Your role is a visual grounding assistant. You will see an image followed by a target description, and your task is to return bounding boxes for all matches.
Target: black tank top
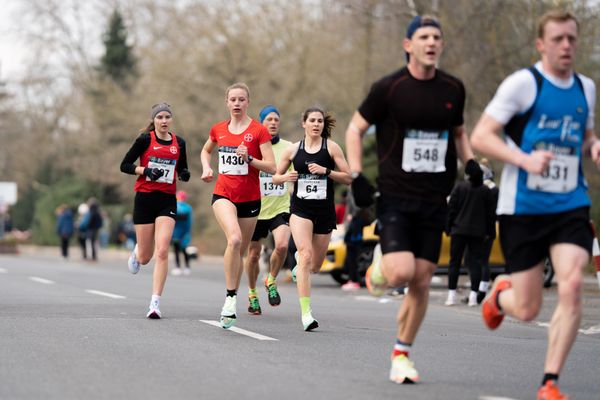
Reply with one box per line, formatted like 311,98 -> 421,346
291,138 -> 335,210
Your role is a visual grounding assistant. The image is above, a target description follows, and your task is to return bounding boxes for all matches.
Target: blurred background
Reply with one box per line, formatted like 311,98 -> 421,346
0,0 -> 599,255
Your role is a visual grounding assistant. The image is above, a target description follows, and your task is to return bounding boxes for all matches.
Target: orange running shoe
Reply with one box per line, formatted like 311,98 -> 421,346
482,274 -> 512,330
537,380 -> 569,400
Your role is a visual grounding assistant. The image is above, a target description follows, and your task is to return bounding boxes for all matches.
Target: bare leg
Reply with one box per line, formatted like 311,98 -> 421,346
151,216 -> 175,295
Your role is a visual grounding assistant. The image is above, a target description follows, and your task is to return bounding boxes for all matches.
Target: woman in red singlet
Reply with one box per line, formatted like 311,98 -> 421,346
200,83 -> 276,329
120,102 -> 190,319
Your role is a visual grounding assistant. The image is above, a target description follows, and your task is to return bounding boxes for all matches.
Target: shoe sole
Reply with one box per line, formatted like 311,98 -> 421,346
390,376 -> 418,384
248,309 -> 262,315
147,311 -> 161,319
220,316 -> 236,329
304,320 -> 319,331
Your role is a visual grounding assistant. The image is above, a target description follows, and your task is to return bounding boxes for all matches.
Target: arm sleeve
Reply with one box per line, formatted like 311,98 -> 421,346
453,80 -> 466,127
357,79 -> 388,124
120,133 -> 151,175
483,69 -> 537,125
176,136 -> 189,173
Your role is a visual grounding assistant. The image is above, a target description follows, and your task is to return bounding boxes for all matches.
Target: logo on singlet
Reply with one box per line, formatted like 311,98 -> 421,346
170,146 -> 178,154
244,133 -> 254,142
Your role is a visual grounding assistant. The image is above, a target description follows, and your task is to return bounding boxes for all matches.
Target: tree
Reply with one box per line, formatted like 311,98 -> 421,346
98,9 -> 137,87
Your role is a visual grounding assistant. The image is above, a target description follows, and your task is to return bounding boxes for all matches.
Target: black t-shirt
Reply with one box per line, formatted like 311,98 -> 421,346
358,67 -> 465,203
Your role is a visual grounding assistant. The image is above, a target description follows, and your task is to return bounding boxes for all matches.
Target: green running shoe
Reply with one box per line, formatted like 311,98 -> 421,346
247,295 -> 262,315
265,278 -> 281,306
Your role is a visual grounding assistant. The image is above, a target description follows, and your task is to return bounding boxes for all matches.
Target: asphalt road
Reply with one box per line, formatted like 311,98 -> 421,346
1,247 -> 599,400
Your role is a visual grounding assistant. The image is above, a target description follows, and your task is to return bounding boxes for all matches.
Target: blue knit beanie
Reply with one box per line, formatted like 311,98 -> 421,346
259,105 -> 280,123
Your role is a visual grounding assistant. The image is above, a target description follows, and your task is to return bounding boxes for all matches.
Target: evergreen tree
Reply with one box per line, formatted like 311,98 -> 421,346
98,9 -> 137,86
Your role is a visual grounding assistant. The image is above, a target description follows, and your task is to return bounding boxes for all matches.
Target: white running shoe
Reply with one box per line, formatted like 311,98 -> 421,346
146,300 -> 161,319
220,295 -> 237,329
183,268 -> 191,276
171,268 -> 182,276
302,312 -> 319,331
390,354 -> 420,384
445,291 -> 457,306
365,244 -> 386,297
468,291 -> 478,307
128,245 -> 141,274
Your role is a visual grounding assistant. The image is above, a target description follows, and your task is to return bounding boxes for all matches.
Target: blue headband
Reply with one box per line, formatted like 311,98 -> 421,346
406,15 -> 442,39
259,105 -> 280,123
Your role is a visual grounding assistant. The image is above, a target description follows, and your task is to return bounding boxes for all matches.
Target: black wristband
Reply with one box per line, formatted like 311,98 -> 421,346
325,168 -> 331,176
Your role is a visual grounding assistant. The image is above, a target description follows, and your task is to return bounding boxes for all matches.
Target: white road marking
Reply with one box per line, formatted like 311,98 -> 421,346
536,320 -> 600,335
479,396 -> 521,400
0,267 -> 7,273
85,289 -> 126,299
579,324 -> 600,335
199,320 -> 278,341
29,276 -> 54,285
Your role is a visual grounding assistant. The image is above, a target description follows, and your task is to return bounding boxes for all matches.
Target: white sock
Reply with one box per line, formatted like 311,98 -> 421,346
479,281 -> 489,292
447,290 -> 457,299
469,291 -> 478,303
151,294 -> 160,306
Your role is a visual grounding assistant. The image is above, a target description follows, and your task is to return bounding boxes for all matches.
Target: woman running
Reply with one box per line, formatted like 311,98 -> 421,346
200,83 -> 276,329
120,102 -> 190,319
273,106 -> 351,330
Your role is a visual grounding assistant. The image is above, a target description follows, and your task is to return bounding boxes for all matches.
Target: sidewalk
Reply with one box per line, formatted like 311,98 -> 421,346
14,244 -> 224,264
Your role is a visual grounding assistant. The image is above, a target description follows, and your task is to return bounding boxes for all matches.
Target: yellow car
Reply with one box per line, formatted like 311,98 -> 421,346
321,222 -> 510,285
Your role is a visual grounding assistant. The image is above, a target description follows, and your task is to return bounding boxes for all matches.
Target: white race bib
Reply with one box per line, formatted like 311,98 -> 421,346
218,146 -> 248,175
147,157 -> 176,184
526,144 -> 579,193
402,129 -> 448,173
260,173 -> 286,197
296,174 -> 327,200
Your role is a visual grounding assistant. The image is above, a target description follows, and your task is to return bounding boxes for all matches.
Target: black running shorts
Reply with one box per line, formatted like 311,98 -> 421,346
376,195 -> 446,263
251,212 -> 290,242
212,194 -> 261,218
499,206 -> 593,273
133,191 -> 177,225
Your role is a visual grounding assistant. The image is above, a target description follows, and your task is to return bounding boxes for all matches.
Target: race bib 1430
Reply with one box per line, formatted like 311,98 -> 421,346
218,146 -> 248,175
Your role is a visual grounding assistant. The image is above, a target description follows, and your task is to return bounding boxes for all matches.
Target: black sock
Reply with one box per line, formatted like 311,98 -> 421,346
542,373 -> 559,385
226,289 -> 237,298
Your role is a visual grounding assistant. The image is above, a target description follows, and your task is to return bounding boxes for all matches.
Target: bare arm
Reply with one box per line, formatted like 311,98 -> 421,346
345,111 -> 370,173
583,129 -> 600,170
324,141 -> 352,184
272,145 -> 298,185
200,139 -> 217,183
470,113 -> 553,174
253,141 -> 276,175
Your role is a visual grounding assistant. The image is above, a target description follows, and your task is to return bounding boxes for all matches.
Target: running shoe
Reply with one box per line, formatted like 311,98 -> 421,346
146,300 -> 161,319
302,313 -> 319,331
265,278 -> 281,306
468,291 -> 478,307
444,291 -> 457,306
248,295 -> 262,315
482,274 -> 512,330
171,268 -> 182,276
537,380 -> 569,400
128,245 -> 140,274
389,354 -> 420,384
183,267 -> 191,276
365,244 -> 386,297
341,281 -> 360,291
220,295 -> 237,329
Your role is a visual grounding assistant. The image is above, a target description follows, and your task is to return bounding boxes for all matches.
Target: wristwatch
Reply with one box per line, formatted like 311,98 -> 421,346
247,155 -> 254,163
351,172 -> 360,180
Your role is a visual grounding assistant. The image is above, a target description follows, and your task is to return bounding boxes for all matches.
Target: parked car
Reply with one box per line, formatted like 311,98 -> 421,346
320,222 -> 555,288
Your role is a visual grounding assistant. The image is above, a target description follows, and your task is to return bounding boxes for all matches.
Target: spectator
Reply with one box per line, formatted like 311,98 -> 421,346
445,163 -> 496,306
76,202 -> 89,259
85,198 -> 103,261
335,190 -> 348,225
117,213 -> 136,250
55,204 -> 74,259
341,208 -> 371,291
171,190 -> 194,276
